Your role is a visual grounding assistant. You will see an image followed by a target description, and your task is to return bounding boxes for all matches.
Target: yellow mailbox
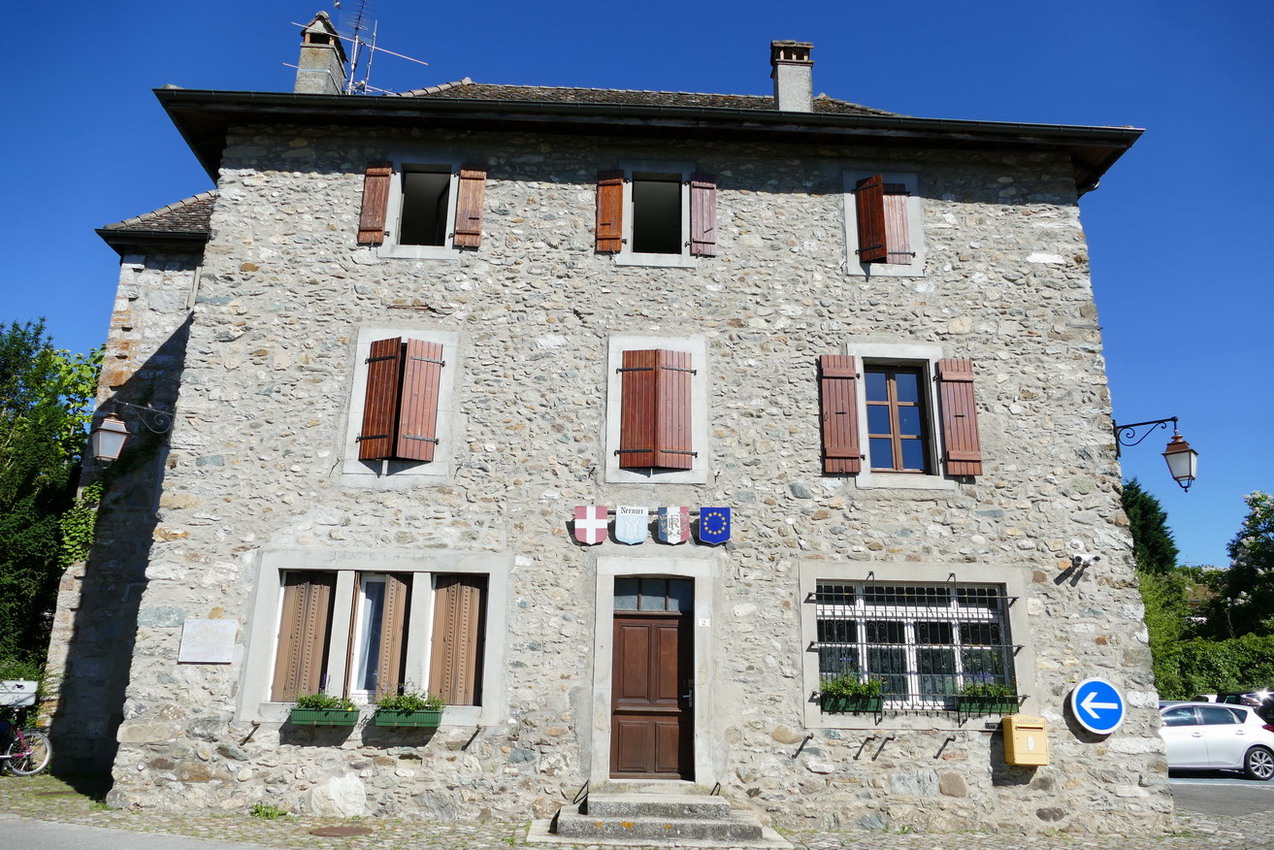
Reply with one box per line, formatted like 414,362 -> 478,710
1003,714 -> 1049,766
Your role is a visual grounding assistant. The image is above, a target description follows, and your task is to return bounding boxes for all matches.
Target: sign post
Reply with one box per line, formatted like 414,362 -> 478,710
1069,677 -> 1127,735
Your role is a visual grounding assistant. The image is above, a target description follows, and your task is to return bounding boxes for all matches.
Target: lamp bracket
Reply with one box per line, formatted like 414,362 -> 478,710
107,400 -> 174,435
1112,416 -> 1177,458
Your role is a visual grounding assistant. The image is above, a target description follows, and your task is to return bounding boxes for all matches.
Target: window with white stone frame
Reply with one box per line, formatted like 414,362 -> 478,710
842,169 -> 925,277
595,162 -> 717,267
356,158 -> 486,260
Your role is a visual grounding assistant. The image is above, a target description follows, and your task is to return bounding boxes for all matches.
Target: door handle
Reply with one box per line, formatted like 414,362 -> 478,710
1191,732 -> 1203,737
681,679 -> 694,709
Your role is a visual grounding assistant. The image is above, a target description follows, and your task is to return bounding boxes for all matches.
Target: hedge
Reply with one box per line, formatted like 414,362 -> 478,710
1153,634 -> 1274,699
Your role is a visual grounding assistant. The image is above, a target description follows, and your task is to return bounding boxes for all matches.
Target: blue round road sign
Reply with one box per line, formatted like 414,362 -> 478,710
1070,677 -> 1126,734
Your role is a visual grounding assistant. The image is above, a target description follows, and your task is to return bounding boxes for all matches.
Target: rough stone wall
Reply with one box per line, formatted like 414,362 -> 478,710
96,124 -> 1169,832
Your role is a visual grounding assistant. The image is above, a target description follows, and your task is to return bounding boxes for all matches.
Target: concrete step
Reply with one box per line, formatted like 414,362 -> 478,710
554,811 -> 763,842
584,792 -> 732,819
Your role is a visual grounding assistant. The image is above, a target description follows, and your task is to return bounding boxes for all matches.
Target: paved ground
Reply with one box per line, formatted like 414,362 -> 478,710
3,773 -> 1274,850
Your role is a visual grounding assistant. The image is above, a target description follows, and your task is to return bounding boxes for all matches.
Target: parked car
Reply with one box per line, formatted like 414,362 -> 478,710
1159,701 -> 1274,780
1191,692 -> 1274,723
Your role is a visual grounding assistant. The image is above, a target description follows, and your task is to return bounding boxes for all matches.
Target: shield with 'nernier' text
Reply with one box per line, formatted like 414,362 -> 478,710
615,506 -> 649,545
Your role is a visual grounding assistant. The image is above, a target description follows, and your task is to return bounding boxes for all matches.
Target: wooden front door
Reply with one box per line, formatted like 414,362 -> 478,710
610,578 -> 693,779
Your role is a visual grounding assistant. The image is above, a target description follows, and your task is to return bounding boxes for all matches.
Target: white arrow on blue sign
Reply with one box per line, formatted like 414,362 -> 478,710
1069,677 -> 1127,735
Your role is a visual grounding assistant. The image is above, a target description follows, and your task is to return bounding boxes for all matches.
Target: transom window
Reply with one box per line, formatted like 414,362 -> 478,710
614,577 -> 694,612
865,365 -> 930,473
814,582 -> 1016,710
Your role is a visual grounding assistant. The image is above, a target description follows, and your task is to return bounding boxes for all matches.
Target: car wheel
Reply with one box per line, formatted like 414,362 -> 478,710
1244,747 -> 1274,781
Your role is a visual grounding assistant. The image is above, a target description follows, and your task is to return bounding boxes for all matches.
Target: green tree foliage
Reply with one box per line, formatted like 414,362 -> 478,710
1153,634 -> 1274,700
1214,491 -> 1274,638
0,320 -> 101,668
1121,478 -> 1179,574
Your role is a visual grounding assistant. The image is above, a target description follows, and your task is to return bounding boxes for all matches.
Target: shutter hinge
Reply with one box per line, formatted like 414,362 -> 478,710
402,435 -> 440,444
356,434 -> 389,442
615,449 -> 697,457
408,355 -> 446,366
366,354 -> 397,364
616,367 -> 654,373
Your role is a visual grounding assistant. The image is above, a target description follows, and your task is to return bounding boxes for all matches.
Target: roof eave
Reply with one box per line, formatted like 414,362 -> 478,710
156,88 -> 1143,192
96,227 -> 211,257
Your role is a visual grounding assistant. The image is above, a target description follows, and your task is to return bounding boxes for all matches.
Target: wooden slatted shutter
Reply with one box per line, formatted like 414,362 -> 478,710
854,174 -> 888,263
882,184 -> 912,264
618,349 -> 696,471
395,339 -> 444,461
453,166 -> 486,248
689,173 -> 717,257
819,355 -> 862,474
271,571 -> 336,702
429,575 -> 487,705
937,358 -> 983,476
357,161 -> 393,245
596,170 -> 625,253
358,337 -> 403,461
372,574 -> 411,700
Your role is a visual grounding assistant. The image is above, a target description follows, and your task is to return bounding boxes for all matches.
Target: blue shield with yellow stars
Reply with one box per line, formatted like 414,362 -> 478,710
697,507 -> 731,546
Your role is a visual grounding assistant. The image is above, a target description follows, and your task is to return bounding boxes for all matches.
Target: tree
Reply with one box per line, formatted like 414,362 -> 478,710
1216,491 -> 1274,638
1121,478 -> 1179,574
0,320 -> 100,671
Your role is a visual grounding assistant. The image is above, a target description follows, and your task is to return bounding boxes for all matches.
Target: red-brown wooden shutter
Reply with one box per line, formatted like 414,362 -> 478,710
357,161 -> 393,245
372,574 -> 411,700
689,173 -> 717,257
453,166 -> 486,248
358,337 -> 403,461
819,355 -> 862,474
271,571 -> 336,702
854,174 -> 887,263
618,349 -> 695,471
596,170 -> 625,253
654,349 -> 694,469
937,358 -> 983,476
429,575 -> 486,705
395,339 -> 444,462
883,184 -> 912,265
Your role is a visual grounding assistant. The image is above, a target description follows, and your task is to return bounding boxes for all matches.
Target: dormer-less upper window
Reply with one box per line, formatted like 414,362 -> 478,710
596,166 -> 717,266
357,161 -> 485,257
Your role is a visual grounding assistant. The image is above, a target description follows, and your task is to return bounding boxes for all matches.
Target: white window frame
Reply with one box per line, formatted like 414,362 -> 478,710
240,547 -> 509,727
348,574 -> 390,703
341,326 -> 460,487
844,340 -> 955,491
613,160 -> 698,269
842,168 -> 925,277
378,156 -> 463,261
603,334 -> 710,485
799,560 -> 1036,731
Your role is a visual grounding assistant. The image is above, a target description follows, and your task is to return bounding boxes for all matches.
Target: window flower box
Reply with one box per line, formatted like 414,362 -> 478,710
289,707 -> 359,726
954,694 -> 1018,716
819,694 -> 883,714
374,709 -> 442,728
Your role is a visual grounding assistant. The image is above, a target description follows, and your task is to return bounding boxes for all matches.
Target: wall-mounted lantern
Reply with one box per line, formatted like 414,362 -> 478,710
1113,416 -> 1198,492
89,401 -> 174,462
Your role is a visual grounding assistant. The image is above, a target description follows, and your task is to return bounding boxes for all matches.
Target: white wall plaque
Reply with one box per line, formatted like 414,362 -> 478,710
178,619 -> 236,664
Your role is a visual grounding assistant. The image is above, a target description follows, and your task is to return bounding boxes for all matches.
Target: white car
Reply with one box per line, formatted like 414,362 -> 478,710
1160,702 -> 1274,780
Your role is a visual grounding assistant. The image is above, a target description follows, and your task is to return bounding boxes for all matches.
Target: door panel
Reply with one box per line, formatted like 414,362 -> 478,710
611,613 -> 693,779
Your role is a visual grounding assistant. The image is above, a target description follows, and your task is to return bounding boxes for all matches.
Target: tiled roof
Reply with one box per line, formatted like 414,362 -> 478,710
100,191 -> 216,236
394,78 -> 899,117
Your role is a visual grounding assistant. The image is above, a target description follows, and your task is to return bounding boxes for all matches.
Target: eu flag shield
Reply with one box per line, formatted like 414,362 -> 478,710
697,507 -> 731,546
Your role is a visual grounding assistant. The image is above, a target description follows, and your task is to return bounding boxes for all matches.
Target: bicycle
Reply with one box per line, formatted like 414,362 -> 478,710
1,682 -> 51,776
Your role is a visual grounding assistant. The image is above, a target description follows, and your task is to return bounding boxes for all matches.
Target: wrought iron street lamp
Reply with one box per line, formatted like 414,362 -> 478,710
1112,416 -> 1198,492
89,401 -> 174,462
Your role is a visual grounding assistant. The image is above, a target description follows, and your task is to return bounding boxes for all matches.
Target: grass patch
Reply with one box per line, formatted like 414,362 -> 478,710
250,802 -> 288,820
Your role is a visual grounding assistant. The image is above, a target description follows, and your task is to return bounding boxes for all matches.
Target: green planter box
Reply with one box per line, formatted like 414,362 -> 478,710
954,695 -> 1018,715
374,709 -> 443,728
290,708 -> 359,726
820,694 -> 883,714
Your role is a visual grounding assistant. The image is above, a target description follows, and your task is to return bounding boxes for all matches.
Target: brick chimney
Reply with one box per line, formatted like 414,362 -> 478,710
770,40 -> 813,112
294,12 -> 348,95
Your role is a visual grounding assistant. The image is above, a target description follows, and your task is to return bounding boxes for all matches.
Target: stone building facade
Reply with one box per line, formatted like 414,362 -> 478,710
49,22 -> 1171,834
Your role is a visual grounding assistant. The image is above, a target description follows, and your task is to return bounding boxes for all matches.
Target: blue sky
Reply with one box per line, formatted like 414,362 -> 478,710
4,0 -> 1269,567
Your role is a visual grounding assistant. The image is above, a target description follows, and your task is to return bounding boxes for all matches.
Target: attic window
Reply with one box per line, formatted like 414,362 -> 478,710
400,166 -> 452,246
631,173 -> 682,254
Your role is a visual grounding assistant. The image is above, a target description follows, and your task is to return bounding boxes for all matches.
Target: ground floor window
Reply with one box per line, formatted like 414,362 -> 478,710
814,582 -> 1016,710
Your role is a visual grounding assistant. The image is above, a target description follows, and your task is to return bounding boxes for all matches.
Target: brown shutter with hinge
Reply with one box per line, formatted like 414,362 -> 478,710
618,349 -> 695,471
937,358 -> 983,476
883,184 -> 912,265
357,161 -> 393,245
371,574 -> 411,700
358,337 -> 403,461
596,170 -> 625,253
689,173 -> 717,257
271,571 -> 336,702
453,166 -> 486,248
819,355 -> 862,474
854,174 -> 888,263
429,575 -> 487,705
654,349 -> 694,469
395,339 -> 444,462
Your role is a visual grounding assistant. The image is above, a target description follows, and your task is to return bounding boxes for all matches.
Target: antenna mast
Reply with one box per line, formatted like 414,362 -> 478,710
343,0 -> 371,94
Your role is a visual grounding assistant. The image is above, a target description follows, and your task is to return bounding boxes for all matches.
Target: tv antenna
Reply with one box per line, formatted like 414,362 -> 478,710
292,1 -> 430,95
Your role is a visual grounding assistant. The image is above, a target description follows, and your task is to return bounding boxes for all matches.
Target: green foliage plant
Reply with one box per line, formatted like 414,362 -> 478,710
293,693 -> 356,711
1121,479 -> 1180,574
1217,491 -> 1274,638
959,677 -> 1016,699
250,802 -> 288,820
376,688 -> 443,712
820,675 -> 882,698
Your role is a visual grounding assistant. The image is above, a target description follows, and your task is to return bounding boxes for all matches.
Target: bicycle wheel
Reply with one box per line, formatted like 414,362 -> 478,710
5,729 -> 51,775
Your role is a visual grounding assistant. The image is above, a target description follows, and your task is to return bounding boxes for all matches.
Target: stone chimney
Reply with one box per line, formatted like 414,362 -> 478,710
294,12 -> 348,95
770,40 -> 813,112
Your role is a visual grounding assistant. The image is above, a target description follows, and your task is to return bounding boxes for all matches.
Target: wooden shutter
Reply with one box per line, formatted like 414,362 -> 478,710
358,337 -> 403,461
429,575 -> 487,705
372,574 -> 411,700
395,339 -> 444,462
596,170 -> 625,253
689,173 -> 717,257
883,184 -> 912,264
854,174 -> 887,263
271,572 -> 336,702
819,355 -> 862,474
618,349 -> 695,471
357,161 -> 393,245
453,166 -> 486,248
937,358 -> 983,476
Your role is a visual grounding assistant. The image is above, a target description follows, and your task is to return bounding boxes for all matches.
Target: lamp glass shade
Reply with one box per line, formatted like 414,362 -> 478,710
1162,435 -> 1198,489
91,413 -> 130,461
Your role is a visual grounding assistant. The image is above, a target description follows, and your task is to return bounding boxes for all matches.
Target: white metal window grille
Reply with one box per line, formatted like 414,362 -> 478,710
814,582 -> 1017,710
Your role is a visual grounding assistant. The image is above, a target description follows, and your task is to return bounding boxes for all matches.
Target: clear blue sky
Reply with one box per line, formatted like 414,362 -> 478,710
4,0 -> 1269,567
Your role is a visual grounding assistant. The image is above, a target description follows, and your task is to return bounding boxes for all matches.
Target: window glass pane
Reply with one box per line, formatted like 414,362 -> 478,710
864,621 -> 906,644
631,176 -> 682,254
818,645 -> 860,679
614,578 -> 639,610
818,617 -> 857,645
869,438 -> 894,469
897,406 -> 922,436
915,621 -> 953,645
639,578 -> 667,611
894,371 -> 921,403
667,579 -> 693,612
864,370 -> 888,401
900,438 -> 927,471
1162,707 -> 1197,727
960,648 -> 1005,679
867,406 -> 892,435
1199,706 -> 1239,725
400,169 -> 451,246
866,647 -> 907,699
962,623 -> 1002,646
918,648 -> 956,696
356,580 -> 386,692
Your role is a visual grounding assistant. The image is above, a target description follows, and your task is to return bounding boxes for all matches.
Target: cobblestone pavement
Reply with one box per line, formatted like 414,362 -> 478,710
3,774 -> 1273,850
